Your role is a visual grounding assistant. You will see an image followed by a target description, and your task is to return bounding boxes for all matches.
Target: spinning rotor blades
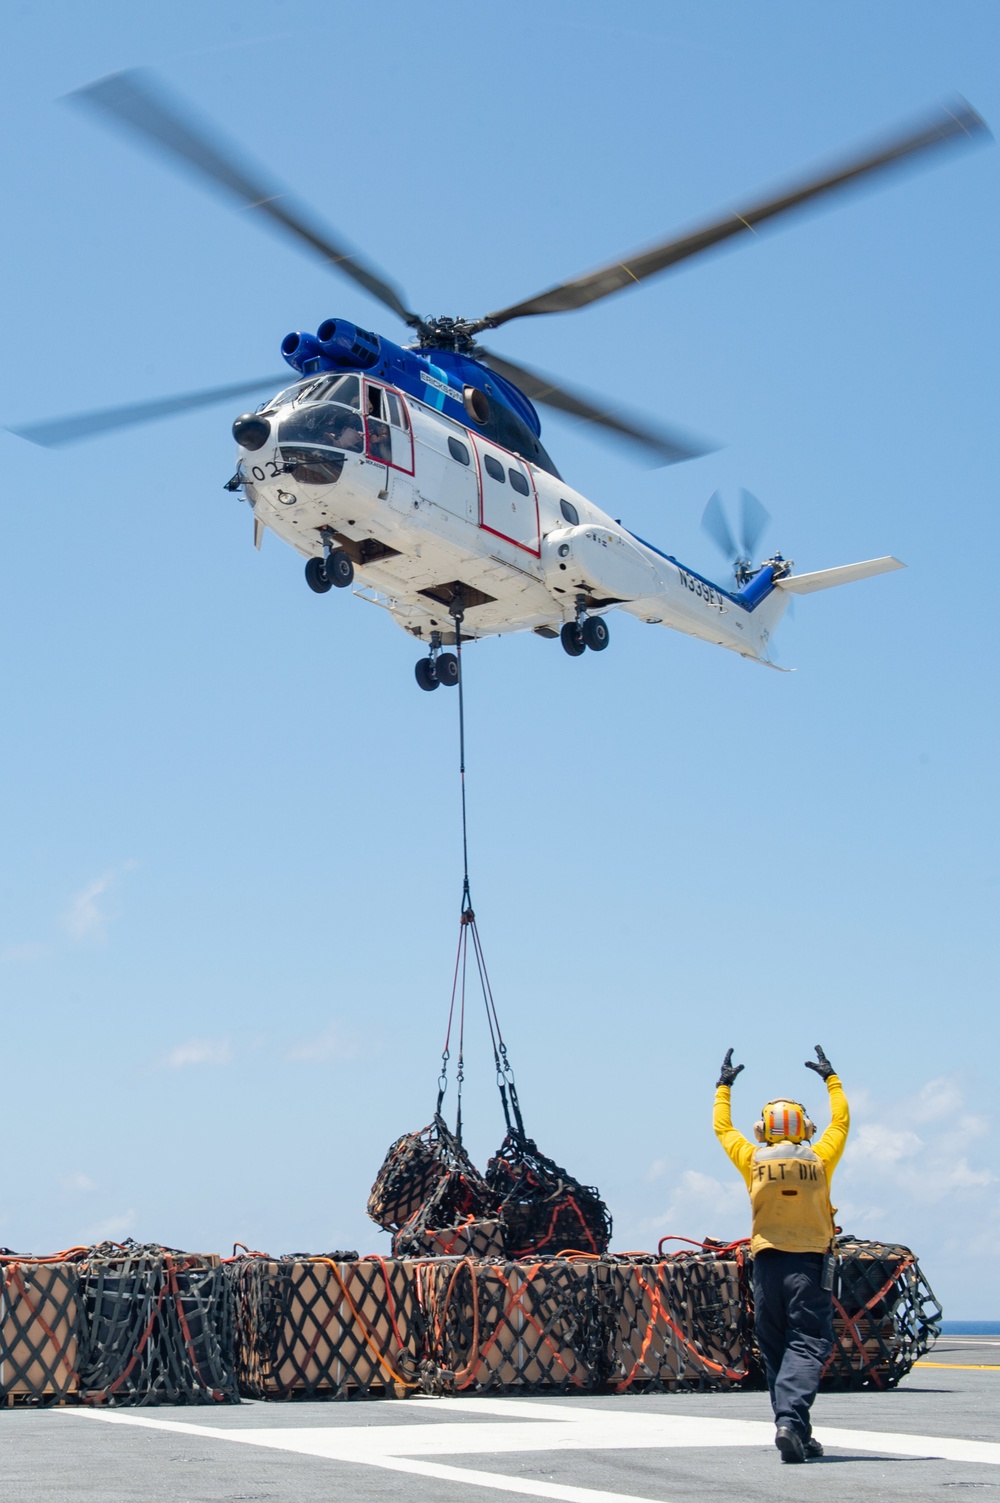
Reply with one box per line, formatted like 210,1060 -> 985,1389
477,348 -> 714,466
702,489 -> 771,570
9,374 -> 287,448
70,71 -> 419,327
474,101 -> 989,330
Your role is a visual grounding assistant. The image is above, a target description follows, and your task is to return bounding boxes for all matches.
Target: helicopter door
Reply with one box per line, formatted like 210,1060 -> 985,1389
364,382 -> 414,475
474,440 -> 540,555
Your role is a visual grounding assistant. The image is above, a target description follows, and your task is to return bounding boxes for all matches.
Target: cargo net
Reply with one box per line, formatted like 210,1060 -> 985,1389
486,1132 -> 612,1260
0,1256 -> 83,1405
605,1241 -> 752,1393
821,1236 -> 941,1390
227,1253 -> 424,1400
417,1256 -> 607,1394
1,1241 -> 237,1407
76,1242 -> 238,1406
368,1114 -> 494,1246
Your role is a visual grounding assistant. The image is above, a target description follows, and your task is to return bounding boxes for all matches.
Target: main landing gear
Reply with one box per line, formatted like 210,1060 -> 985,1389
415,632 -> 461,692
305,548 -> 354,593
561,607 -> 610,656
416,599 -> 466,692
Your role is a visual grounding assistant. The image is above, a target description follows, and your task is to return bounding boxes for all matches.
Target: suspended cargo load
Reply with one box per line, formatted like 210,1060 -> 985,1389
368,1115 -> 493,1237
487,1131 -> 612,1260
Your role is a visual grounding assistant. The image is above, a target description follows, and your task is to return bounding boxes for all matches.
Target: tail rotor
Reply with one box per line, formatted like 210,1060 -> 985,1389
702,488 -> 771,585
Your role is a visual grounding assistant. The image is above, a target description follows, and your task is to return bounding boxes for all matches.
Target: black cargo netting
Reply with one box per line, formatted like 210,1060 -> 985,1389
417,1256 -> 607,1394
393,1215 -> 506,1261
76,1242 -> 238,1406
368,1114 -> 493,1237
820,1237 -> 942,1390
605,1246 -> 751,1392
486,1132 -> 612,1259
0,1259 -> 82,1404
227,1253 -> 424,1400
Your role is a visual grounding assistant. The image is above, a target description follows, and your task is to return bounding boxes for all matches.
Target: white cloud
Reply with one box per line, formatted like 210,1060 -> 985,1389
63,860 -> 137,941
651,1168 -> 747,1245
162,1037 -> 233,1069
285,1023 -> 358,1063
62,1173 -> 99,1193
83,1210 -> 136,1243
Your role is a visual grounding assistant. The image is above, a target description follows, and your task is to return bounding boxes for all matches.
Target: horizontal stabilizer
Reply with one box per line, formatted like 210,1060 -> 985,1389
775,556 -> 905,595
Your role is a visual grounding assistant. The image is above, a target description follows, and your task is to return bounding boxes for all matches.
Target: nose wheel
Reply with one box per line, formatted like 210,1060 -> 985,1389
415,632 -> 461,692
304,548 -> 354,593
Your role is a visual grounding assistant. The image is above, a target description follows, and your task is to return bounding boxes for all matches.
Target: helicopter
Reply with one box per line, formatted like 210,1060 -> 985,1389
11,75 -> 988,689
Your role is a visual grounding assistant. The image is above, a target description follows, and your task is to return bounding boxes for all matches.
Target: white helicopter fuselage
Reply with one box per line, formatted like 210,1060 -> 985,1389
238,373 -> 790,662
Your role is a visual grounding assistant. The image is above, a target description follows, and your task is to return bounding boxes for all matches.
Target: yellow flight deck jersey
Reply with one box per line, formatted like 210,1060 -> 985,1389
714,1076 -> 850,1255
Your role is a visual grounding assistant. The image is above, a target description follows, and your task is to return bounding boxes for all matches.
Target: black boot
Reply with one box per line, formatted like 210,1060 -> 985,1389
775,1425 -> 806,1463
804,1437 -> 824,1459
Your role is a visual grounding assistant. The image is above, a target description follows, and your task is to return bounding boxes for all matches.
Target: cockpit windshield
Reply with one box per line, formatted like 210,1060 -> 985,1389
279,402 -> 364,451
259,373 -> 361,414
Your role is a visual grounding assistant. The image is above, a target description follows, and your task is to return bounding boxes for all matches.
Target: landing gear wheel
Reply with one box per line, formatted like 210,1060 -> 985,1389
305,556 -> 332,593
436,652 -> 460,687
326,549 -> 354,588
583,616 -> 610,651
560,622 -> 585,657
414,657 -> 440,691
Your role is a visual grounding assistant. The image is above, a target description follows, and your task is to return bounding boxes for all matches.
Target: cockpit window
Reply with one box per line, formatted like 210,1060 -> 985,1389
261,373 -> 360,413
310,374 -> 360,408
560,498 -> 580,526
279,403 -> 364,451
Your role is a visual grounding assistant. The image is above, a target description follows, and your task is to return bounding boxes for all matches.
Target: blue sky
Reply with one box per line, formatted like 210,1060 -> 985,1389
1,0 -> 997,1314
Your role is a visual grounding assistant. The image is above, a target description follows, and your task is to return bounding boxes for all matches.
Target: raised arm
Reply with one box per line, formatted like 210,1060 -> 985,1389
805,1045 -> 850,1175
714,1048 -> 754,1187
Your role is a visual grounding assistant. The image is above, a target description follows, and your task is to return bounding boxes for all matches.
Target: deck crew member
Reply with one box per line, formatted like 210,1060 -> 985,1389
714,1044 -> 850,1464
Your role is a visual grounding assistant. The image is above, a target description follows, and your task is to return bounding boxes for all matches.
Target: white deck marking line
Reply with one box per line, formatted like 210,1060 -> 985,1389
59,1401 -> 1000,1498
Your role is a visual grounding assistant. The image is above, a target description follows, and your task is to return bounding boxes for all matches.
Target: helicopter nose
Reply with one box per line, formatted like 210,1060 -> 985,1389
232,413 -> 271,451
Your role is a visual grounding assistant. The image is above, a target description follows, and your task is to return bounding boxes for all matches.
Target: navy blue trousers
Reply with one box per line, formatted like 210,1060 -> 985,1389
752,1249 -> 834,1439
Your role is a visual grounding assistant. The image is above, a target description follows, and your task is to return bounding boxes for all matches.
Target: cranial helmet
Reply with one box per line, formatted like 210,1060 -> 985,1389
754,1099 -> 816,1145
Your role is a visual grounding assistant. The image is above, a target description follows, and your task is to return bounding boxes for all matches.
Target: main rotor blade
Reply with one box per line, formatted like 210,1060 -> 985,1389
701,491 -> 738,561
477,348 -> 715,467
738,489 -> 770,559
476,100 -> 989,330
70,70 -> 419,327
9,374 -> 286,448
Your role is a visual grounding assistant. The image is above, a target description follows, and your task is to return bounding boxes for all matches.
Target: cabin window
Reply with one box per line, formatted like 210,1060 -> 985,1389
508,467 -> 530,496
367,386 -> 384,419
484,454 -> 506,483
448,437 -> 470,465
560,498 -> 580,526
386,391 -> 409,430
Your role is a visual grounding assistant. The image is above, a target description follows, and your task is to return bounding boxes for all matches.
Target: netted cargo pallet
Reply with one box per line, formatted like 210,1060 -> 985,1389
228,1254 -> 423,1400
821,1237 -> 941,1390
604,1249 -> 751,1392
393,1217 -> 506,1260
417,1256 -> 606,1394
1,1259 -> 82,1405
1,1242 -> 237,1407
76,1243 -> 237,1405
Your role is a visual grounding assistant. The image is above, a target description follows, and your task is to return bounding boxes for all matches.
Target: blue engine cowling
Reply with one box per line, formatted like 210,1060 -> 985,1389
281,321 -> 382,375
